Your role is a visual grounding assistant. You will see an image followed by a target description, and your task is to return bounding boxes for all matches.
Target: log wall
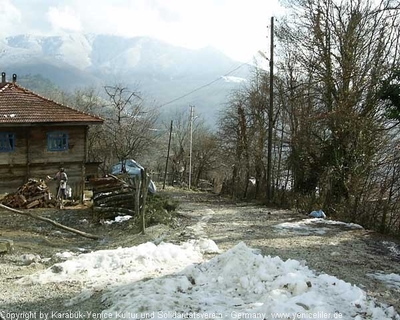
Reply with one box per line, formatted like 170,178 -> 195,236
0,125 -> 90,199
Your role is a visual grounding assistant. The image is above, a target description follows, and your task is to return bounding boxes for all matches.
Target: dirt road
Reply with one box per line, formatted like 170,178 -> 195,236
168,190 -> 400,314
1,189 -> 400,314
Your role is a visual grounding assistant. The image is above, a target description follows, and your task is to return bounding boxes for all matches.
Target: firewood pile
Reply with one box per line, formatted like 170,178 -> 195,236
1,179 -> 57,209
91,175 -> 136,221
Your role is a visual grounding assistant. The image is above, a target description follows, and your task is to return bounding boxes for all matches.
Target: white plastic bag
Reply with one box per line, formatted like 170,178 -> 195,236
66,186 -> 72,198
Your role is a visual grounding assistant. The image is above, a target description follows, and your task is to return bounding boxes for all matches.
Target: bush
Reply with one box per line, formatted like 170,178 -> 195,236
136,194 -> 179,227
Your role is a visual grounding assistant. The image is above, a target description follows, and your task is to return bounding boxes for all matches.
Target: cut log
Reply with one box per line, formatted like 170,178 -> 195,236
27,194 -> 47,202
18,194 -> 27,205
1,179 -> 56,209
26,199 -> 40,209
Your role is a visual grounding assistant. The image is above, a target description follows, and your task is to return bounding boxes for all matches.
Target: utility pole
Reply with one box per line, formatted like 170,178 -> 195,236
163,120 -> 173,190
189,105 -> 194,189
266,16 -> 274,203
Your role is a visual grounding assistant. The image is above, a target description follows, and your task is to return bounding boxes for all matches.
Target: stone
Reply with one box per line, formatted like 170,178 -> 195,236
0,239 -> 13,254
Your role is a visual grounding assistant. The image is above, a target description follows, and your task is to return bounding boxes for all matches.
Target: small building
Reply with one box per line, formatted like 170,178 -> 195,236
0,72 -> 103,199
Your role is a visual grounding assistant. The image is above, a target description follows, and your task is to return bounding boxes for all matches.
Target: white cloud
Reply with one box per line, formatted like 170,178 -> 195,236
3,0 -> 284,62
47,6 -> 82,32
0,0 -> 22,34
119,0 -> 285,62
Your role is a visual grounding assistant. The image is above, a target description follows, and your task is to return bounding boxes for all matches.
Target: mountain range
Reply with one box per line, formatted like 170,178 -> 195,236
0,34 -> 251,125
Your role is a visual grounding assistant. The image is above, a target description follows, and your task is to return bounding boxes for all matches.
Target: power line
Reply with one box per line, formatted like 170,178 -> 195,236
159,60 -> 251,108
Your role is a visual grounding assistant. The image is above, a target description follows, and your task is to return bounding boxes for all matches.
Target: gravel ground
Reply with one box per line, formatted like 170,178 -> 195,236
0,205 -> 172,316
1,189 -> 400,317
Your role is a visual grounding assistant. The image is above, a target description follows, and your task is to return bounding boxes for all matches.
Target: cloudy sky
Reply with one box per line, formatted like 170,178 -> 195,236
0,0 -> 284,62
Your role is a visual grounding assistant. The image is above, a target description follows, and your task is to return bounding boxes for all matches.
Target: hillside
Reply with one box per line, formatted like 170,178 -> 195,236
0,34 -> 251,125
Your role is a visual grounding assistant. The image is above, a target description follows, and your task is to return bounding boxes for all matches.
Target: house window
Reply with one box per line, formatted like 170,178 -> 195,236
0,133 -> 15,152
47,132 -> 68,151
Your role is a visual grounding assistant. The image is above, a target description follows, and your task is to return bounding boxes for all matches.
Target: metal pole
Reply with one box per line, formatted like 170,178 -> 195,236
189,106 -> 194,189
163,120 -> 173,189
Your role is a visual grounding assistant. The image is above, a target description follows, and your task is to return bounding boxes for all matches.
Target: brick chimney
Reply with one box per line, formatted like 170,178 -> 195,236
1,72 -> 5,84
12,73 -> 17,84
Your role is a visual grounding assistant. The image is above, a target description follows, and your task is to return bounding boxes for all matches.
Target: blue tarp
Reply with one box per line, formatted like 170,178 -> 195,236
309,209 -> 326,219
111,159 -> 157,194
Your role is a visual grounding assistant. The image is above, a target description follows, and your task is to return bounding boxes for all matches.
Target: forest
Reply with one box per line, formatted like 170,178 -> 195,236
21,0 -> 400,235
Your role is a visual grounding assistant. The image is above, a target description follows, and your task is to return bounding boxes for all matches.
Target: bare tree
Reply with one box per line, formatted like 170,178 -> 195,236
68,85 -> 159,174
218,91 -> 252,199
277,0 -> 400,226
218,67 -> 274,200
101,85 -> 159,172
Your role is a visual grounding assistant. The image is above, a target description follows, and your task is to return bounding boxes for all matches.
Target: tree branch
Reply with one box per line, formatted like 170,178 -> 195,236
0,204 -> 102,240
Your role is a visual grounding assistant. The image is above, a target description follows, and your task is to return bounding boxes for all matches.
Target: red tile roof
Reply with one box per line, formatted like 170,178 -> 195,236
0,82 -> 103,125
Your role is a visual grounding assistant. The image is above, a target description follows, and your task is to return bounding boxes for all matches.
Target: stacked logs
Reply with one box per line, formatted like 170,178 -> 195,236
1,179 -> 57,209
90,175 -> 136,221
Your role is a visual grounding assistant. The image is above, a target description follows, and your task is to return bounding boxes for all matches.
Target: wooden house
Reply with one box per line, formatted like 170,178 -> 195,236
0,72 -> 103,199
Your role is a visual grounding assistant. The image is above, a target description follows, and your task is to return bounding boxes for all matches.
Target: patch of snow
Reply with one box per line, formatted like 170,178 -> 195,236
382,241 -> 400,258
274,218 -> 363,235
185,210 -> 213,238
221,75 -> 247,83
55,251 -> 76,260
368,272 -> 400,291
312,219 -> 363,229
104,215 -> 132,225
274,220 -> 330,235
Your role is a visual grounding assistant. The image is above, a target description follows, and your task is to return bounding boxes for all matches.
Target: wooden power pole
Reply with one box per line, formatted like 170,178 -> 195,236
266,16 -> 274,203
189,106 -> 194,189
163,120 -> 173,189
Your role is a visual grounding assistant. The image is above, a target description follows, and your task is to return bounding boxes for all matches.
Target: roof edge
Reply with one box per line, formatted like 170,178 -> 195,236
0,82 -> 104,123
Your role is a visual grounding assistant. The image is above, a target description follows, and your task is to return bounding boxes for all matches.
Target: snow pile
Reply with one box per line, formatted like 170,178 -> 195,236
101,242 -> 398,319
17,241 -> 206,289
186,239 -> 221,254
16,240 -> 399,319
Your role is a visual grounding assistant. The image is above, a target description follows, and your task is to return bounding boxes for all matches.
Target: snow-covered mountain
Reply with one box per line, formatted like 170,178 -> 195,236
0,34 -> 250,124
